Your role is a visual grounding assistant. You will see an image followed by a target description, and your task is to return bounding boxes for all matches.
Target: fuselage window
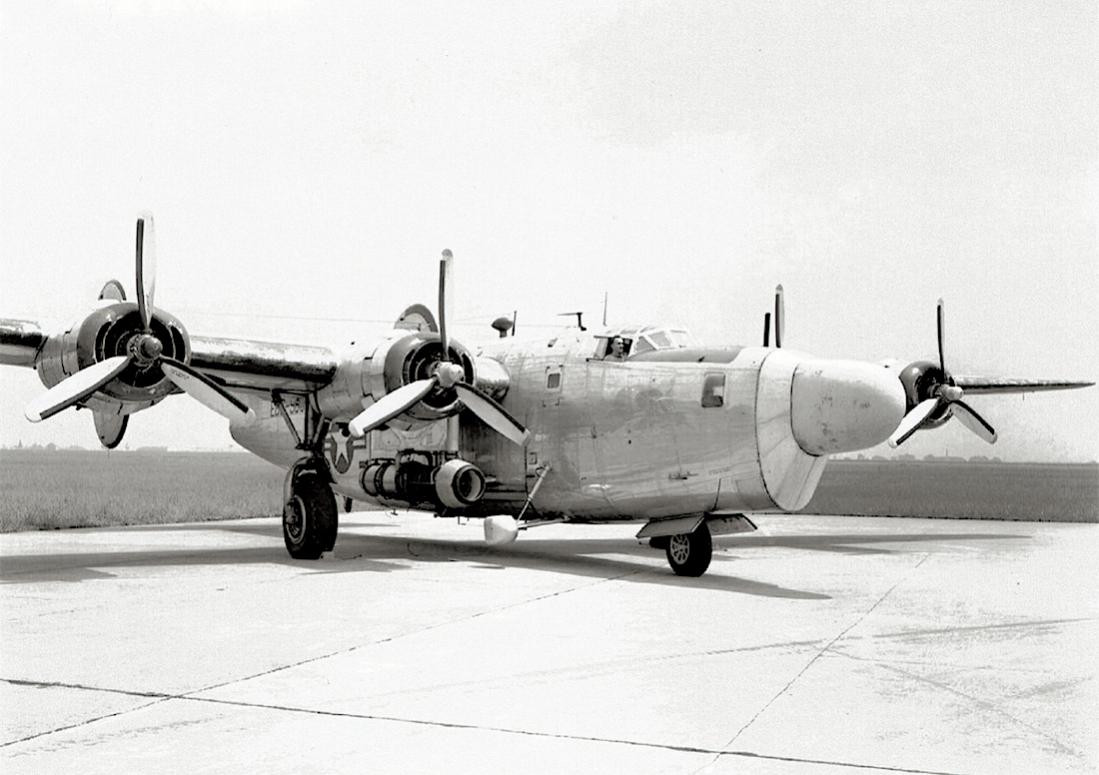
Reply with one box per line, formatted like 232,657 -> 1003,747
701,372 -> 726,408
547,371 -> 562,389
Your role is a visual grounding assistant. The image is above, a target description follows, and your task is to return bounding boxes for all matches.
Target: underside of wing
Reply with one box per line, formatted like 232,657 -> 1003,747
952,376 -> 1095,395
0,318 -> 47,367
188,335 -> 338,392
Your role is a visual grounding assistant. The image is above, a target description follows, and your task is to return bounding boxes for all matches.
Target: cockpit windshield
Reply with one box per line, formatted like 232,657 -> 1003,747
594,325 -> 697,360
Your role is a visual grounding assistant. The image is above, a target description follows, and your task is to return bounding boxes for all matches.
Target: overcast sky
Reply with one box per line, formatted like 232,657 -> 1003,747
1,1 -> 1095,461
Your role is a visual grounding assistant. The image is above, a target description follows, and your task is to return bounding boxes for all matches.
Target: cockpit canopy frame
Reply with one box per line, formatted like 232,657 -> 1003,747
591,324 -> 696,360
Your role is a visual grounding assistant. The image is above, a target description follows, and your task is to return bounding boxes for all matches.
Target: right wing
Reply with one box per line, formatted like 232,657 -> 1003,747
0,318 -> 46,367
188,335 -> 338,393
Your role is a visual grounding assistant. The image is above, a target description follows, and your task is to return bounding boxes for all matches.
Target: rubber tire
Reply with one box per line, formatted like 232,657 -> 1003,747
665,524 -> 712,577
283,474 -> 338,559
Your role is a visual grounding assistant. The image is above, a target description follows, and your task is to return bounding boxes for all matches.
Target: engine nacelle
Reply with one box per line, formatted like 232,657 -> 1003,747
35,302 -> 189,416
318,330 -> 482,428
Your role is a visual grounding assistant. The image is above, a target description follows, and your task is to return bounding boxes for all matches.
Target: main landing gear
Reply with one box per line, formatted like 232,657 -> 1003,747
283,459 -> 338,559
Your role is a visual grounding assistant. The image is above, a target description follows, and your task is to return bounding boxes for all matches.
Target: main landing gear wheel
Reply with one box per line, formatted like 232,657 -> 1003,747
283,473 -> 338,559
665,523 -> 712,577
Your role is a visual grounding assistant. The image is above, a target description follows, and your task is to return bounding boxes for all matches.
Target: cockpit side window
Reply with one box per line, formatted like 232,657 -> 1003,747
701,372 -> 726,407
600,336 -> 632,360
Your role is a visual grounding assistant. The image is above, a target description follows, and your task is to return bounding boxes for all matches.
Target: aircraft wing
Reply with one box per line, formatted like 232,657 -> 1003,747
952,376 -> 1095,395
188,336 -> 338,393
0,319 -> 46,367
0,318 -> 338,393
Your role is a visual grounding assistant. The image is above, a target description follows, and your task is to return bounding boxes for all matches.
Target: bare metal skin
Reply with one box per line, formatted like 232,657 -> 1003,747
1,216 -> 1091,575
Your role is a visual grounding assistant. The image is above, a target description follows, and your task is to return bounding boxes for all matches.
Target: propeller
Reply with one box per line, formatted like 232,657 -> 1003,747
763,285 -> 784,347
888,299 -> 997,447
135,212 -> 156,331
26,355 -> 132,422
774,284 -> 785,348
348,250 -> 530,445
25,215 -> 255,426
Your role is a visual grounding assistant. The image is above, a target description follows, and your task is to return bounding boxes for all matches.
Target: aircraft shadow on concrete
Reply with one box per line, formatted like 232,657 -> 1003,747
1,520 -> 1025,598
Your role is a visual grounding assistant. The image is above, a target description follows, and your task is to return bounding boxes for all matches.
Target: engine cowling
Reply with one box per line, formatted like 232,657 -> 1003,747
318,330 -> 478,428
35,302 -> 190,416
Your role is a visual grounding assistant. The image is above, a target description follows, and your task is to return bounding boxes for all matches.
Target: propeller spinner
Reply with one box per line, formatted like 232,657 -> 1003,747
348,250 -> 530,446
25,215 -> 255,426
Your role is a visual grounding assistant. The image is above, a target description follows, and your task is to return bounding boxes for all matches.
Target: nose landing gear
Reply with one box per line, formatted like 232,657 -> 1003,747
664,523 -> 713,577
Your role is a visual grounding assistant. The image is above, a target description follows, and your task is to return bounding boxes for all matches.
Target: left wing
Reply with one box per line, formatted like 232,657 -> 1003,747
953,376 -> 1095,395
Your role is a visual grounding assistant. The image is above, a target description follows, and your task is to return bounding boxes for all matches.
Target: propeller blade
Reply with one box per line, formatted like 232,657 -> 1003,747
160,358 -> 255,425
763,311 -> 771,347
454,382 -> 530,446
348,378 -> 437,437
888,397 -> 940,448
774,284 -> 784,348
438,249 -> 452,355
936,298 -> 946,375
25,355 -> 132,422
952,400 -> 997,444
136,213 -> 157,331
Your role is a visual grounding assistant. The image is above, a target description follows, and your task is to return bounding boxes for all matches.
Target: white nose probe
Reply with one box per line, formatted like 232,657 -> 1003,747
790,359 -> 907,455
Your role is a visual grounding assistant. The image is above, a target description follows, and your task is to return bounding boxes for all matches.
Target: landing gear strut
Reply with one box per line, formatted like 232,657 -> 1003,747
665,523 -> 712,577
283,459 -> 338,559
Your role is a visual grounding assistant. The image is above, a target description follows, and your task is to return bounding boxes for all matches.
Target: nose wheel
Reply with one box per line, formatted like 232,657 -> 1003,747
665,523 -> 712,577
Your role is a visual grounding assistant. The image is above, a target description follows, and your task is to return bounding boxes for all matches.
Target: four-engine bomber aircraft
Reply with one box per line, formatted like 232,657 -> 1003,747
1,216 -> 1092,576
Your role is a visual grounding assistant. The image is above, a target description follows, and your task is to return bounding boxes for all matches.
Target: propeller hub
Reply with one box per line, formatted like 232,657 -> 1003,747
938,384 -> 964,402
127,333 -> 163,365
435,361 -> 464,389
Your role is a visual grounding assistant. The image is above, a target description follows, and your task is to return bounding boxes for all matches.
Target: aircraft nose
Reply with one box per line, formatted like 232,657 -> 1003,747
790,359 -> 906,455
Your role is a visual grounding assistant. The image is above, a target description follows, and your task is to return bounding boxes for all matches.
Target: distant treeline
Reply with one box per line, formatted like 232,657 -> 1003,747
1,449 -> 1096,531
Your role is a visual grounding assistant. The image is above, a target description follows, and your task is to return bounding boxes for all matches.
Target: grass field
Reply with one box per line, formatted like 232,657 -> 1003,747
0,449 -> 285,532
805,459 -> 1098,522
0,449 -> 1096,532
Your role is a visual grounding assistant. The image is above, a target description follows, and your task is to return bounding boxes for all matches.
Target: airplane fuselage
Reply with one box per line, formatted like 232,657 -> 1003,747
229,330 -> 860,523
